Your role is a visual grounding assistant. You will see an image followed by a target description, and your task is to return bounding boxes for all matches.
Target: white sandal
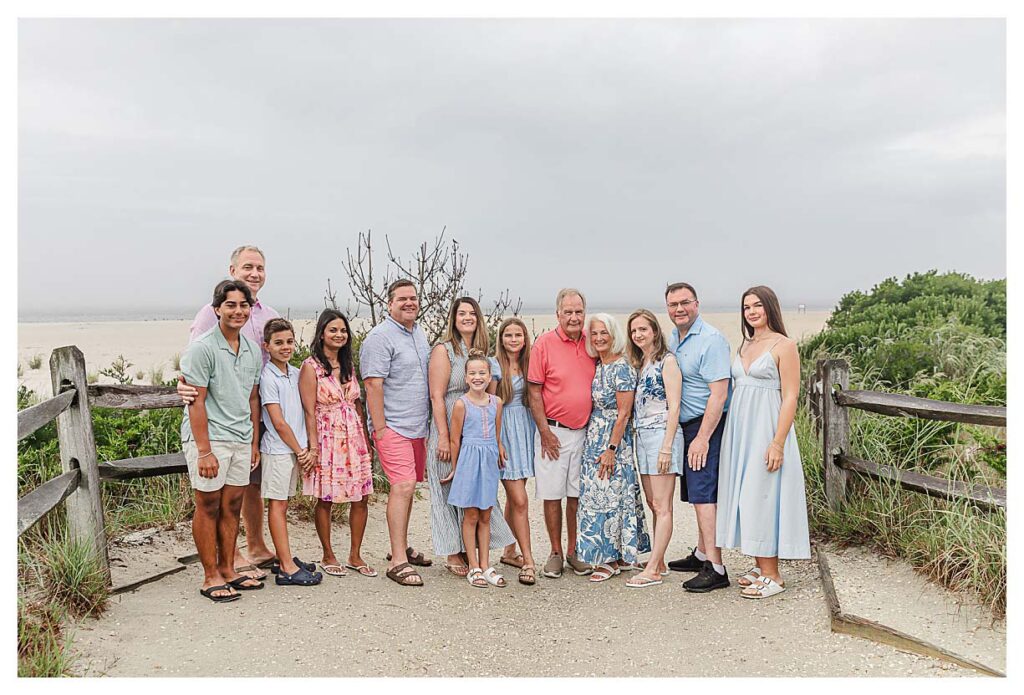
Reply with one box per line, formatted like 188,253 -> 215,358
741,576 -> 786,599
482,567 -> 507,588
589,563 -> 620,583
466,568 -> 488,588
738,567 -> 762,587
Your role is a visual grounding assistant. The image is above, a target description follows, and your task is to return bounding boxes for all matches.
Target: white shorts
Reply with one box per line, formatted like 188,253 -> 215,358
184,440 -> 251,493
260,452 -> 299,500
534,426 -> 586,500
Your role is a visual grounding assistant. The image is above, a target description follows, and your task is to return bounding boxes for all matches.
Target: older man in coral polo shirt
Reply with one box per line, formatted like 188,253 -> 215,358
528,288 -> 597,579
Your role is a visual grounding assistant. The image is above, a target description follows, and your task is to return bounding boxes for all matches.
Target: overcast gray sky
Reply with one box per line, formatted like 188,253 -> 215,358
18,18 -> 1005,317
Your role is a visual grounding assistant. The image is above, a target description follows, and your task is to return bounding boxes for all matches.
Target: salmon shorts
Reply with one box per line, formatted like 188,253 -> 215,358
374,428 -> 426,485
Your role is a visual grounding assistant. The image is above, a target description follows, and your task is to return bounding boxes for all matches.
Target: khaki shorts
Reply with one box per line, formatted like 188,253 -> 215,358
184,440 -> 252,493
534,425 -> 586,500
261,452 -> 299,500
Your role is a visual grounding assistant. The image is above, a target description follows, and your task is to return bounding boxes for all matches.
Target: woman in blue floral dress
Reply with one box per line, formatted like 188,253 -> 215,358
575,313 -> 651,583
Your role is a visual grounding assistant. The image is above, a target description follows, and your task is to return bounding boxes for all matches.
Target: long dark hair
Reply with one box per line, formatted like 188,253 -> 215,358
739,286 -> 788,348
442,296 -> 489,357
311,309 -> 353,384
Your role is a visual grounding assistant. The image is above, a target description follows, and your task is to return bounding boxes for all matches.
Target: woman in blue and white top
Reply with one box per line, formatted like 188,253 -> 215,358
625,309 -> 683,588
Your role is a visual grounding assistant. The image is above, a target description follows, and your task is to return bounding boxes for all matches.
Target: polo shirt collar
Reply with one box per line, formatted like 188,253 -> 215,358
214,324 -> 253,356
266,361 -> 295,378
673,315 -> 705,345
555,325 -> 583,343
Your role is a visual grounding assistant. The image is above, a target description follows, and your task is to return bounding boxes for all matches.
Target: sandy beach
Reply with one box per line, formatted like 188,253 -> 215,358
17,311 -> 830,396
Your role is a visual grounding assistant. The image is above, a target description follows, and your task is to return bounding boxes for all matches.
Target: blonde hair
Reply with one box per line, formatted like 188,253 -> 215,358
555,288 -> 586,312
626,309 -> 668,369
230,245 -> 265,266
442,296 -> 489,357
585,313 -> 627,358
495,317 -> 531,406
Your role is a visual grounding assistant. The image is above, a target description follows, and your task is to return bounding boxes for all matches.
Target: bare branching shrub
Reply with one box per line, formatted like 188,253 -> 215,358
327,228 -> 522,344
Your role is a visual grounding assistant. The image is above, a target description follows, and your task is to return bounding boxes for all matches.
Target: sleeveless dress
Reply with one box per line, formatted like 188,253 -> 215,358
498,374 -> 536,480
448,394 -> 501,510
425,342 -> 516,554
575,357 -> 651,565
301,357 -> 373,502
716,347 -> 811,559
633,356 -> 684,476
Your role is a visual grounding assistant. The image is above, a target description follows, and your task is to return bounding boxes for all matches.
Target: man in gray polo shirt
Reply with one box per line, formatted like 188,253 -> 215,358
181,280 -> 264,602
360,279 -> 432,587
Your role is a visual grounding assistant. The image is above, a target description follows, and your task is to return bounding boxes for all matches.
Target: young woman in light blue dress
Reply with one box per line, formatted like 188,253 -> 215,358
440,351 -> 508,588
717,286 -> 811,599
493,318 -> 538,586
575,313 -> 651,583
624,309 -> 683,588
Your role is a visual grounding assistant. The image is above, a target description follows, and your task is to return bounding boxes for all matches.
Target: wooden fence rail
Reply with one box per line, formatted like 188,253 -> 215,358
813,359 -> 1007,512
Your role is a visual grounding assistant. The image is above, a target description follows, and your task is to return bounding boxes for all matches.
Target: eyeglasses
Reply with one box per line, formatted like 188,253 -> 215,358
667,300 -> 697,310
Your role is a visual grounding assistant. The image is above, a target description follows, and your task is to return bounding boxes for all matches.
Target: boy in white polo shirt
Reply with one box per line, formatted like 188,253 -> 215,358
260,318 -> 323,587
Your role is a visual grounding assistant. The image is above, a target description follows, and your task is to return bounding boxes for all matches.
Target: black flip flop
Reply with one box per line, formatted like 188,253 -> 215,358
200,584 -> 241,603
227,575 -> 264,591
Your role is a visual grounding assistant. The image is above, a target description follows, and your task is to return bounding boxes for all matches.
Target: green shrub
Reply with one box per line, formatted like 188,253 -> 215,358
29,354 -> 44,370
148,365 -> 164,385
170,352 -> 182,371
38,530 -> 109,619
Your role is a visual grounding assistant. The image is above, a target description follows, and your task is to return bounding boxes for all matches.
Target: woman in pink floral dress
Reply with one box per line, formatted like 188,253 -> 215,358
299,309 -> 375,578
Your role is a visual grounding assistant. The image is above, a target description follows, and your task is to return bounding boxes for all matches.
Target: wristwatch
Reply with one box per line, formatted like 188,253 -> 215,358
608,443 -> 618,452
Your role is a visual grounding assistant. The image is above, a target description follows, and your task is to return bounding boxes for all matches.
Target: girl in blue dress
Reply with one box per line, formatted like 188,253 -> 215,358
440,350 -> 508,588
494,318 -> 538,586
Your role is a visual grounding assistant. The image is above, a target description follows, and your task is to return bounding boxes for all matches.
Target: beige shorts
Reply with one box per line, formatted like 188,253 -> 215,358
184,440 -> 252,493
534,425 -> 586,500
261,452 -> 299,501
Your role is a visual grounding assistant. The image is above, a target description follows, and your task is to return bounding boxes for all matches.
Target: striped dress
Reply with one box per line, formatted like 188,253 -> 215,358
425,342 -> 516,555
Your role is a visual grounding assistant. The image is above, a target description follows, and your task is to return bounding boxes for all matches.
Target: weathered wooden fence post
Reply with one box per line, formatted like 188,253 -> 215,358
50,346 -> 109,582
821,359 -> 850,512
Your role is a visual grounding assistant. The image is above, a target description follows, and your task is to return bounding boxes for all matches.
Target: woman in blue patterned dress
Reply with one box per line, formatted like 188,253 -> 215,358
494,318 -> 538,586
624,309 -> 683,588
575,313 -> 651,583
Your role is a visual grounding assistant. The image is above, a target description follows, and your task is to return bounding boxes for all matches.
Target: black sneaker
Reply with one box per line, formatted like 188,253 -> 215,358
682,561 -> 730,593
667,548 -> 704,573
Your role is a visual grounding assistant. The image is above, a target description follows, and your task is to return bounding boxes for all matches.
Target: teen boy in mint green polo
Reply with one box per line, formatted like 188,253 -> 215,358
181,280 -> 264,602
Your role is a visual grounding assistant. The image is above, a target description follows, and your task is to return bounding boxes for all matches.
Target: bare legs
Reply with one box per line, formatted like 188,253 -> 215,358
236,483 -> 273,567
267,499 -> 297,575
543,496 -> 579,558
637,474 -> 675,581
693,503 -> 721,565
386,480 -> 416,570
347,498 -> 369,567
314,499 -> 339,566
501,479 -> 535,568
461,507 -> 493,571
193,490 -> 226,592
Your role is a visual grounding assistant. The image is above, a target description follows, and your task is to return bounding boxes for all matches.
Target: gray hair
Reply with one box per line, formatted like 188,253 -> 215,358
230,245 -> 265,266
585,312 -> 627,358
555,287 -> 586,312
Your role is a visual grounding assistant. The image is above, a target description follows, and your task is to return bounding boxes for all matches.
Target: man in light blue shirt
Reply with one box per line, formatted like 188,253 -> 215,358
664,282 -> 733,593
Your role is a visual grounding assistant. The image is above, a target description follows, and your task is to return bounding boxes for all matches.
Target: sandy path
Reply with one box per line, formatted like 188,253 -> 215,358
70,485 -> 970,677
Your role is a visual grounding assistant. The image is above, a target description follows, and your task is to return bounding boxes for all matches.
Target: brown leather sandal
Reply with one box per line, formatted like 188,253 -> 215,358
385,547 -> 433,567
518,565 -> 536,586
385,562 -> 423,587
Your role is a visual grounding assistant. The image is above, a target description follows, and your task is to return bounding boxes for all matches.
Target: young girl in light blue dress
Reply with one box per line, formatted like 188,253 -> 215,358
717,286 -> 811,599
440,350 -> 508,588
493,318 -> 538,586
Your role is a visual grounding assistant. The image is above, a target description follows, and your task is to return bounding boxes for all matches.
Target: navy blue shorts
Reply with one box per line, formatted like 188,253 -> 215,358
679,415 -> 726,504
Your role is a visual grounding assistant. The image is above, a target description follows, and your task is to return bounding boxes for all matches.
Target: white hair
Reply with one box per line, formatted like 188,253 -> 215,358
585,312 -> 627,358
230,245 -> 265,266
555,287 -> 586,312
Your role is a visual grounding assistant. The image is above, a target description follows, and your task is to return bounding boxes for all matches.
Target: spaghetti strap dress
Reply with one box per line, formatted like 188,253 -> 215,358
716,347 -> 811,559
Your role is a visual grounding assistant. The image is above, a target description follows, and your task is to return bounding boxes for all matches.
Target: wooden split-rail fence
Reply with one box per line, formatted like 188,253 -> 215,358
16,349 -> 1008,673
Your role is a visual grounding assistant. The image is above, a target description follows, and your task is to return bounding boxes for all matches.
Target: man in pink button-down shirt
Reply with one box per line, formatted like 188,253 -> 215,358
179,245 -> 279,575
